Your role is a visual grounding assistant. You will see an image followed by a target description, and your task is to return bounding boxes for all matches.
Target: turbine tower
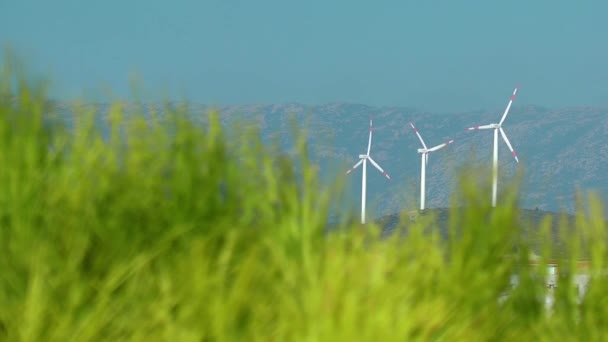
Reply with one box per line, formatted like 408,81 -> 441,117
346,118 -> 391,224
409,122 -> 454,211
466,86 -> 520,207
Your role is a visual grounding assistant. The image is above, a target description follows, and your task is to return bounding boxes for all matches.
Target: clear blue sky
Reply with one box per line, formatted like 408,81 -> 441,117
1,0 -> 607,111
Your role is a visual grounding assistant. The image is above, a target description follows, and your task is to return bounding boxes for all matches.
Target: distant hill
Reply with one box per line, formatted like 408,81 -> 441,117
52,101 -> 608,219
373,207 -> 608,259
376,208 -> 570,250
194,102 -> 608,217
323,207 -> 605,259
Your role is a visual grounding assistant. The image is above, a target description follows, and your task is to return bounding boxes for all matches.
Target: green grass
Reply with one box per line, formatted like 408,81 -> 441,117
1,57 -> 608,341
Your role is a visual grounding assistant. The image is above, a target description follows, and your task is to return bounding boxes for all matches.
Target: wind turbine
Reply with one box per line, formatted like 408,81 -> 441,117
346,118 -> 391,224
466,86 -> 520,207
409,122 -> 454,211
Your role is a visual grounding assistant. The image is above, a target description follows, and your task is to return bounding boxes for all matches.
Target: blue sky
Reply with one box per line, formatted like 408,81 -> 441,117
1,0 -> 607,111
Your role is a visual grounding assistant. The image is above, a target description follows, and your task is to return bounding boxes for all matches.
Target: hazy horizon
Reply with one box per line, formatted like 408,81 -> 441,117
2,1 -> 607,112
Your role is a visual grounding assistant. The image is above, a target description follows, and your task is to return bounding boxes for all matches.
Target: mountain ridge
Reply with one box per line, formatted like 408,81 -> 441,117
49,100 -> 608,218
371,207 -> 605,259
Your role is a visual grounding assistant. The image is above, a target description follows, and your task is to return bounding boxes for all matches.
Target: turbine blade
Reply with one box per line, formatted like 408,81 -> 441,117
366,118 -> 373,155
498,86 -> 518,126
367,157 -> 391,180
425,153 -> 428,166
466,124 -> 494,131
345,159 -> 364,174
409,122 -> 427,149
499,127 -> 519,163
427,139 -> 454,152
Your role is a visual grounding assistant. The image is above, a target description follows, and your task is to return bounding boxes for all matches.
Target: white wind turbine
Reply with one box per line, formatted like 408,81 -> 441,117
346,118 -> 391,224
466,86 -> 520,207
409,122 -> 454,211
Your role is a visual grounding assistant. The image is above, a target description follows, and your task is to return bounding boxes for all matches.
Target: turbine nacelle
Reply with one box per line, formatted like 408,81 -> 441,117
359,154 -> 368,159
418,140 -> 454,153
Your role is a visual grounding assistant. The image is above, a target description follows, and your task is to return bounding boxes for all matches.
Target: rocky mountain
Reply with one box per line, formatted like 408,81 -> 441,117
192,103 -> 608,217
53,101 -> 608,219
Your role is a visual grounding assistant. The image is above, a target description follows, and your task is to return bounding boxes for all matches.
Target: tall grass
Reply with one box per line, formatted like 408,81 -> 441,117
1,58 -> 607,341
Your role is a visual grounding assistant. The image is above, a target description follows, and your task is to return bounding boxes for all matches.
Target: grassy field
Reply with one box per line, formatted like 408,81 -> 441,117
1,58 -> 608,341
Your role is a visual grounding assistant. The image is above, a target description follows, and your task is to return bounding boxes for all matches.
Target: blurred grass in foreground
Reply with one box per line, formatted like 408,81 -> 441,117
1,57 -> 608,341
